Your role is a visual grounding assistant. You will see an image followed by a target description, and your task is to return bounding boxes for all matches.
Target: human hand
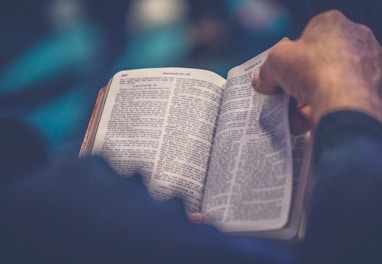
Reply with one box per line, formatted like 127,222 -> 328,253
252,10 -> 382,125
289,97 -> 312,135
187,212 -> 203,223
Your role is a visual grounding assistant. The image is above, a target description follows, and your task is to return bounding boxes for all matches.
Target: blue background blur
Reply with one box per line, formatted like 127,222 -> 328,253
1,0 -> 381,157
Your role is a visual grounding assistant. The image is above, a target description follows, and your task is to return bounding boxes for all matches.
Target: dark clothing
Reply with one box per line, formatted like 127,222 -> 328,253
0,159 -> 290,264
303,111 -> 382,264
1,110 -> 382,263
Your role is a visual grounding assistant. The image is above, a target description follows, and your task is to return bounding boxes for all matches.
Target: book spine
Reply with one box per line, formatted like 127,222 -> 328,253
78,87 -> 106,156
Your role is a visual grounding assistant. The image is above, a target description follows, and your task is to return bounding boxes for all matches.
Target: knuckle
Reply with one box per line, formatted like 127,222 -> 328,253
323,9 -> 344,18
358,24 -> 373,36
310,9 -> 345,26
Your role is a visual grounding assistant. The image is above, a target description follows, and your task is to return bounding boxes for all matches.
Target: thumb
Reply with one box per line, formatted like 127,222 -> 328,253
252,71 -> 281,95
252,39 -> 295,95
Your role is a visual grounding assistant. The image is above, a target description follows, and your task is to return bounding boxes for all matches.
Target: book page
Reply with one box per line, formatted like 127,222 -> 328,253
90,68 -> 226,212
201,51 -> 293,232
251,133 -> 312,239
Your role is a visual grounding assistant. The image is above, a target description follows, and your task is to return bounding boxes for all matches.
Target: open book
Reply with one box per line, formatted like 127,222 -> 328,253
80,46 -> 312,240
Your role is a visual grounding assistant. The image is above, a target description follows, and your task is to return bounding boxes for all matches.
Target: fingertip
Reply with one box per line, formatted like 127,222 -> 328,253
252,68 -> 281,95
251,74 -> 259,89
252,73 -> 270,95
188,212 -> 203,223
253,81 -> 281,95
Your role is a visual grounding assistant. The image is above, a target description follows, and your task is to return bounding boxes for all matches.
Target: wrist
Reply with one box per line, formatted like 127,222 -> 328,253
311,84 -> 382,124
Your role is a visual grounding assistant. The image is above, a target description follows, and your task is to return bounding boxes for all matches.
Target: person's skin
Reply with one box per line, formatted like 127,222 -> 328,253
252,10 -> 382,127
190,9 -> 382,223
189,10 -> 382,222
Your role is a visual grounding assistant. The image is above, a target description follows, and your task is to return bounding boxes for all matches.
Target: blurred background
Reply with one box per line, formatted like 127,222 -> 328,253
1,0 -> 381,158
